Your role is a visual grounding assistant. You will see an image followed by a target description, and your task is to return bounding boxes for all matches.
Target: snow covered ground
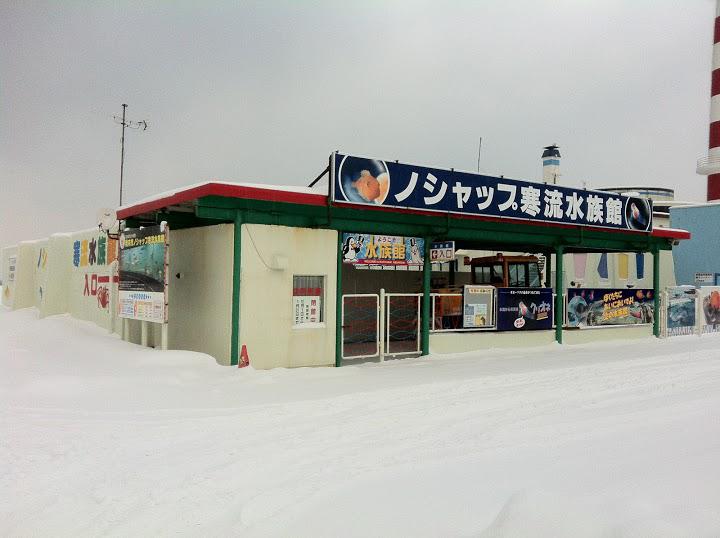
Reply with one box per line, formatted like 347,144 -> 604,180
2,307 -> 720,537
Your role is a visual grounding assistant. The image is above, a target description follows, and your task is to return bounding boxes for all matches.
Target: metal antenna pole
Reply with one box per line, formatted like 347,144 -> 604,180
113,104 -> 147,207
477,137 -> 482,173
119,104 -> 127,206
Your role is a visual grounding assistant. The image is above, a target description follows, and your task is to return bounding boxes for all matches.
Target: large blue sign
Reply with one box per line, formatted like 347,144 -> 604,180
496,288 -> 554,331
331,153 -> 652,232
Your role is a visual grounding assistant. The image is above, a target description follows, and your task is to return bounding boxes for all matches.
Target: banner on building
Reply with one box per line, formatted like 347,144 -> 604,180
341,233 -> 424,266
566,288 -> 654,328
698,286 -> 720,334
463,285 -> 495,328
118,225 -> 169,323
496,287 -> 553,331
665,286 -> 697,336
332,153 -> 652,232
430,241 -> 455,263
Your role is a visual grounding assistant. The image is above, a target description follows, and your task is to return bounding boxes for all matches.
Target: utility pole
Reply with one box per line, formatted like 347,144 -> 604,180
113,104 -> 148,206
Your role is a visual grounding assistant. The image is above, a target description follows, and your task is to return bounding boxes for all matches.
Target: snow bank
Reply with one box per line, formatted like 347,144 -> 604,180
2,307 -> 720,536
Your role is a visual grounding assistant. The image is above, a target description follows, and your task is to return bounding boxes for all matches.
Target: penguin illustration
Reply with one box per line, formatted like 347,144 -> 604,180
342,236 -> 364,262
409,238 -> 423,264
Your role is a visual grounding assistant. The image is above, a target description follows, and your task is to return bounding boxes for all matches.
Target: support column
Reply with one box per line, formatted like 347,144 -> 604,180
230,211 -> 242,366
554,245 -> 564,344
335,231 -> 343,367
421,237 -> 432,355
653,248 -> 661,338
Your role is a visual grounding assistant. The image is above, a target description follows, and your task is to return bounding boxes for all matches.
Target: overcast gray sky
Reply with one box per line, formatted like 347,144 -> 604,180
1,0 -> 715,248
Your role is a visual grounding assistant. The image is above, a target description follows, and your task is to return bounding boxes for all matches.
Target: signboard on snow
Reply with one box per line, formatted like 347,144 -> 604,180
430,241 -> 455,263
332,152 -> 653,232
118,224 -> 169,323
698,286 -> 720,334
665,286 -> 697,337
341,233 -> 424,267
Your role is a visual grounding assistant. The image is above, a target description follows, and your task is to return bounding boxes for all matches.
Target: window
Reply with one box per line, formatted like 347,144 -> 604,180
528,262 -> 541,287
292,275 -> 324,325
508,263 -> 527,287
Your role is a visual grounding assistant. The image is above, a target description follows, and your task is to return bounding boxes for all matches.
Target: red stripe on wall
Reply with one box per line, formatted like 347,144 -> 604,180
714,17 -> 720,44
709,120 -> 720,148
709,173 -> 720,201
97,276 -> 110,283
712,69 -> 720,97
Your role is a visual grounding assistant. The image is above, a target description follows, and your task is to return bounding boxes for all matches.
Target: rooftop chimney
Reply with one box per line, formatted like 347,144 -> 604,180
542,144 -> 561,185
697,0 -> 720,201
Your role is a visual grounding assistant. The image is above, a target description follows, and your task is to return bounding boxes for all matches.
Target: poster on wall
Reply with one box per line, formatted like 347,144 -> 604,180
698,286 -> 720,334
566,288 -> 654,328
118,224 -> 169,323
463,285 -> 495,328
496,288 -> 553,331
332,152 -> 652,232
666,286 -> 697,337
293,295 -> 321,325
341,233 -> 424,267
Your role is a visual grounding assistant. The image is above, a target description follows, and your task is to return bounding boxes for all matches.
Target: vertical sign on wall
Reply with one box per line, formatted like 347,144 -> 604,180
118,224 -> 169,323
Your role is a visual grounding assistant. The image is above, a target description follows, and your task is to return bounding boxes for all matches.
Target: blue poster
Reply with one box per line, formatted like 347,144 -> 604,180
496,288 -> 553,331
566,288 -> 654,327
332,153 -> 652,232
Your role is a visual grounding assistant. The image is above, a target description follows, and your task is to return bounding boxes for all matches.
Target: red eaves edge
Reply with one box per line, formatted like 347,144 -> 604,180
116,182 -> 691,241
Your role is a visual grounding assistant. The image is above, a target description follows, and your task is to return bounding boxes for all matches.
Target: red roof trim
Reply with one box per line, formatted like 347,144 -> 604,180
117,183 -> 327,219
117,182 -> 690,241
650,227 -> 691,240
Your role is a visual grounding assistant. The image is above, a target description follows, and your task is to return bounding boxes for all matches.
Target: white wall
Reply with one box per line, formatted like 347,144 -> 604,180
240,224 -> 337,369
167,224 -> 234,365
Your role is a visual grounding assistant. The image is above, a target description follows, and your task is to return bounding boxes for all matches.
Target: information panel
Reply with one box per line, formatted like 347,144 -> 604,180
118,225 -> 169,323
463,285 -> 495,328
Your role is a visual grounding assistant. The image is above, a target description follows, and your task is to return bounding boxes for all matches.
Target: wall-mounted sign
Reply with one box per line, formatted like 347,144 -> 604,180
430,241 -> 455,263
695,272 -> 714,285
332,153 -> 652,232
566,288 -> 654,327
7,256 -> 16,282
118,225 -> 169,323
496,287 -> 553,331
341,233 -> 424,266
463,285 -> 495,328
666,286 -> 697,337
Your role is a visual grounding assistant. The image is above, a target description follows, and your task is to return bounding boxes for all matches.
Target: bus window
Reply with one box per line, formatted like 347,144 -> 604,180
508,262 -> 527,287
528,262 -> 541,287
490,264 -> 503,284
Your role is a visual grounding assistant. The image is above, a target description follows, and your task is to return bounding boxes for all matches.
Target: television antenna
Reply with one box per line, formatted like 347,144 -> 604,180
112,104 -> 148,206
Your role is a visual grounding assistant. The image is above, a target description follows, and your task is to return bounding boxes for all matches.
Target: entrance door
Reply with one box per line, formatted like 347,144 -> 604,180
341,290 -> 422,361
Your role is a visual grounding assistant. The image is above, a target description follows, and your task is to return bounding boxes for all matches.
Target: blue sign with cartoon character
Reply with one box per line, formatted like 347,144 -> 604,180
341,233 -> 424,266
331,153 -> 652,232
